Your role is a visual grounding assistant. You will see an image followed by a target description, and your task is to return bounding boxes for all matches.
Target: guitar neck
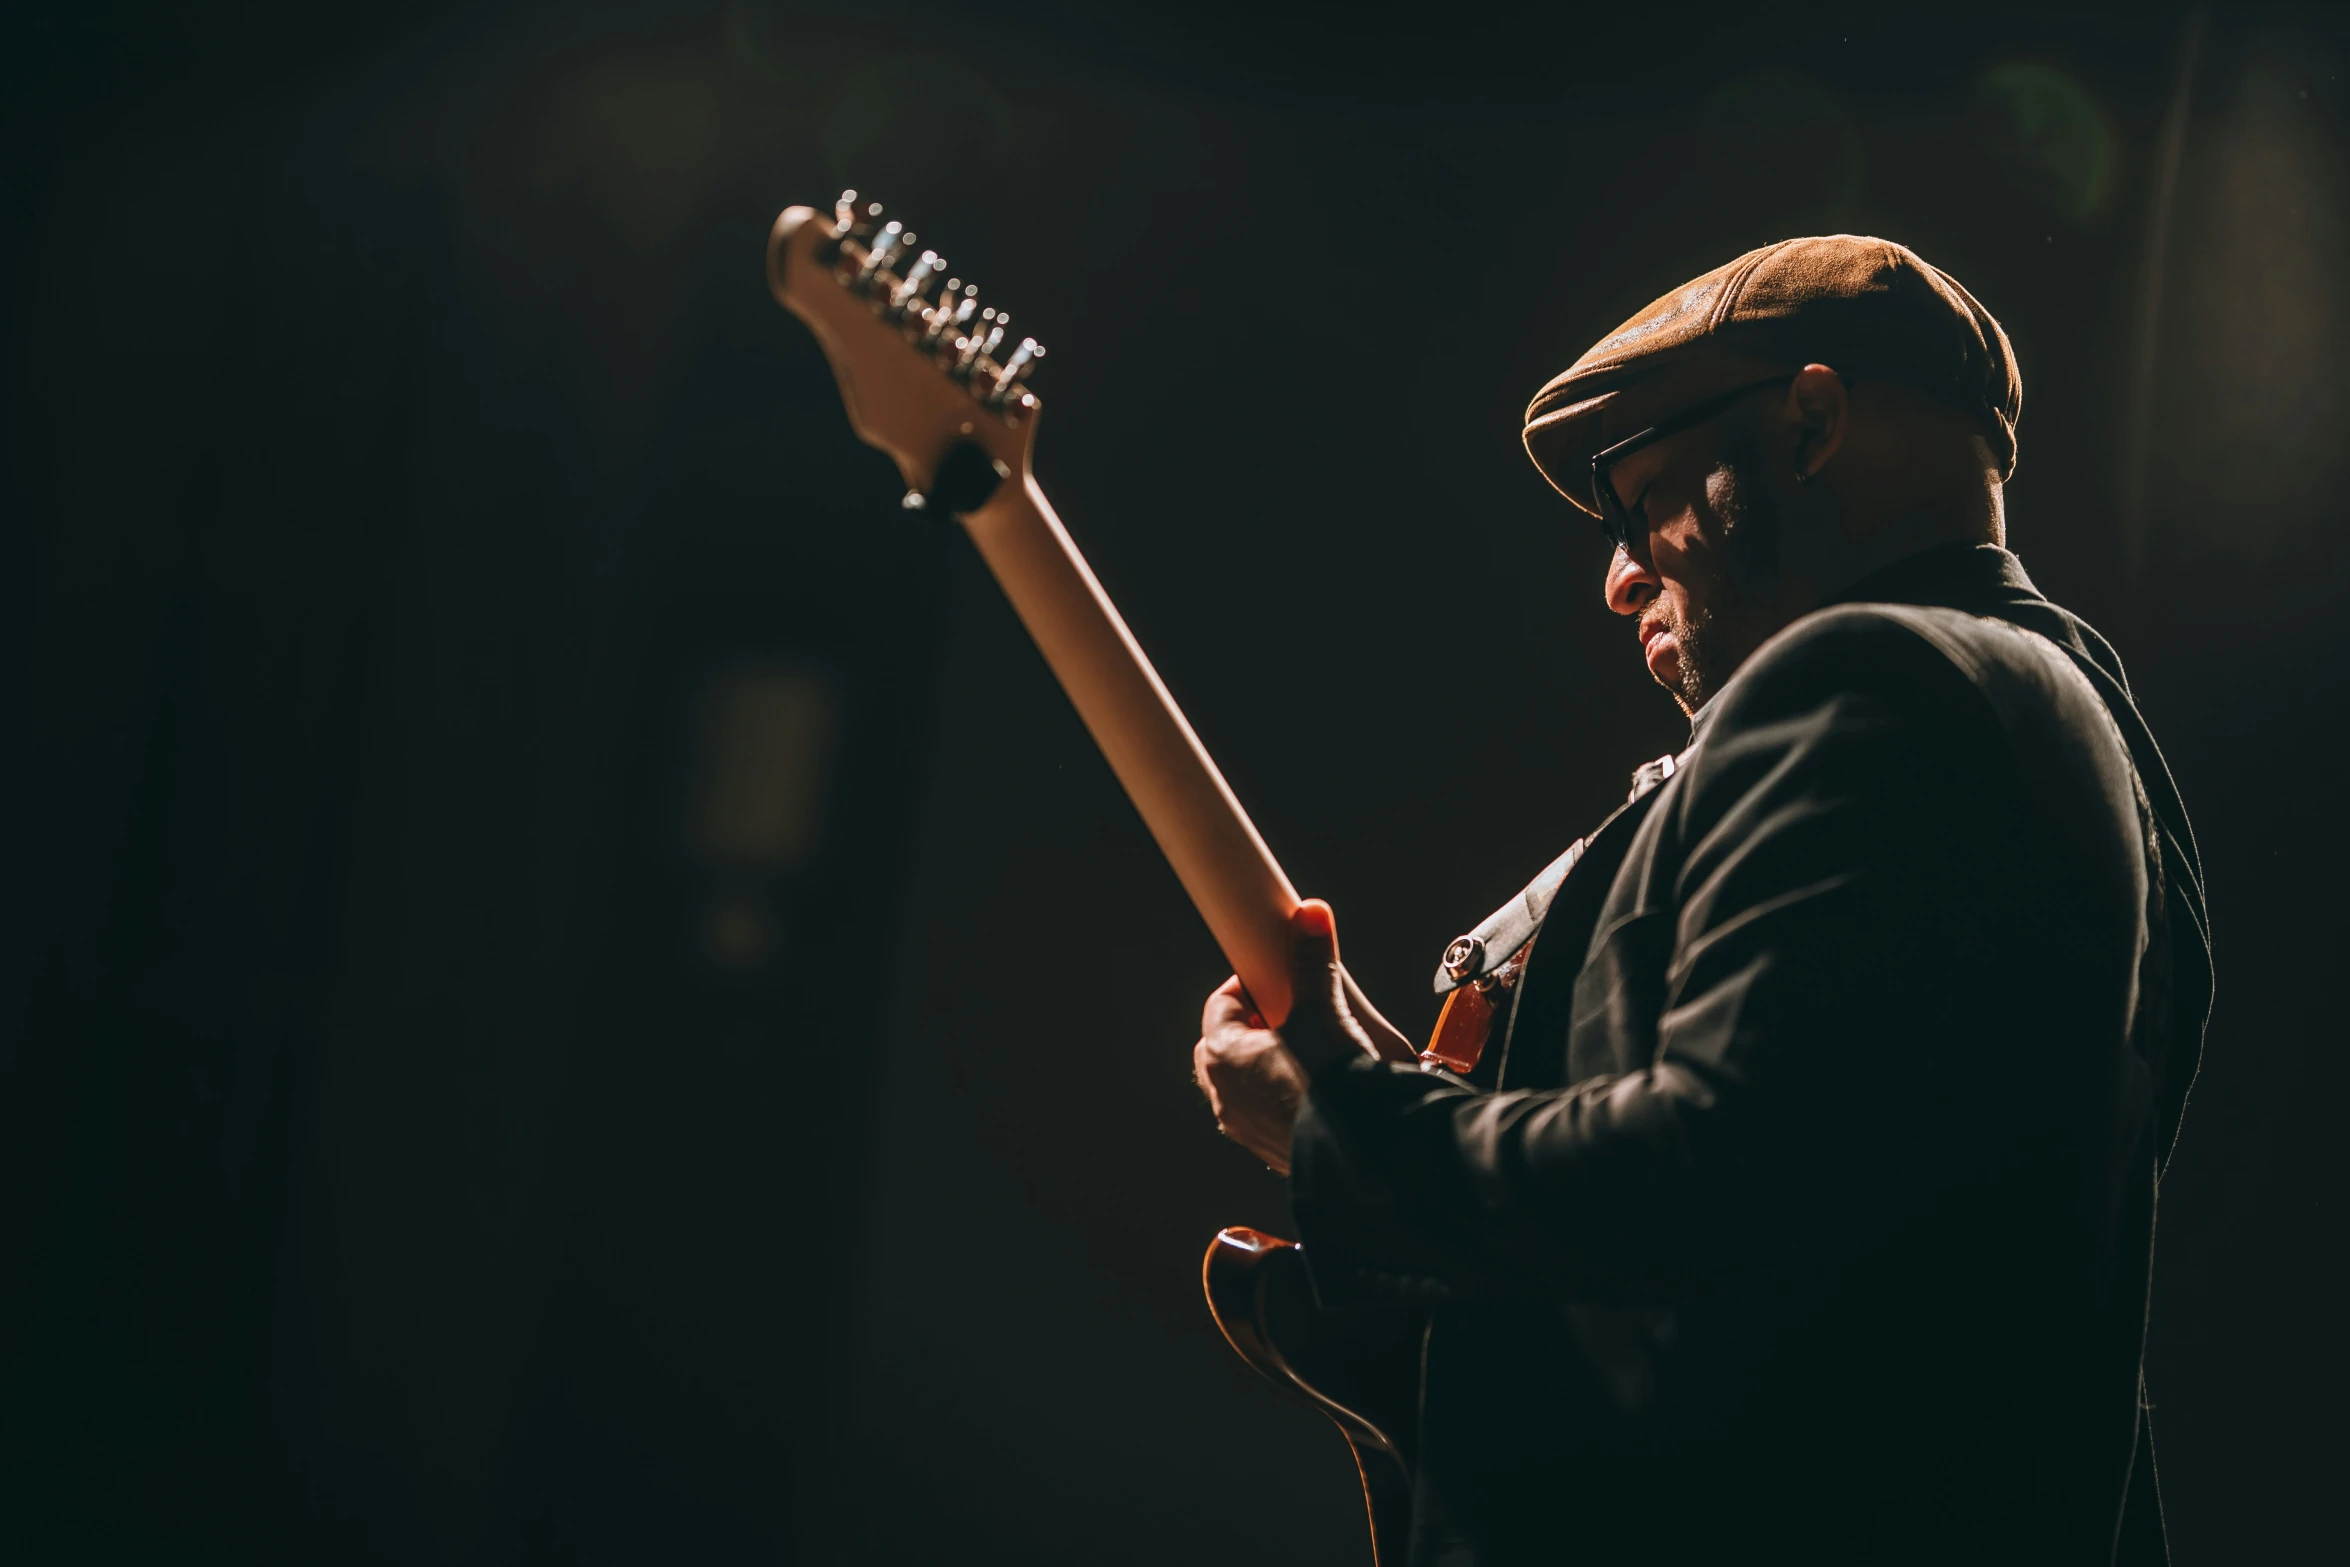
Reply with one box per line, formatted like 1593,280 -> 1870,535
960,475 -> 1301,1025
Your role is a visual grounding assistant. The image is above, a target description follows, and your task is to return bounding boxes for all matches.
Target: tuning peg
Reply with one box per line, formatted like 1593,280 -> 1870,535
973,321 -> 1010,374
955,308 -> 1008,373
834,190 -> 885,236
891,250 -> 947,312
925,283 -> 979,346
989,336 -> 1045,402
857,220 -> 910,287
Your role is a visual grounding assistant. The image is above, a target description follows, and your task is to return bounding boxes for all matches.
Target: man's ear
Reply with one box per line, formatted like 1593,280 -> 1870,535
1787,363 -> 1847,481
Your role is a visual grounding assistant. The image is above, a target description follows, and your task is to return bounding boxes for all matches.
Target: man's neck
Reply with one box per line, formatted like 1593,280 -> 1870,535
1690,488 -> 2007,718
1802,488 -> 2004,611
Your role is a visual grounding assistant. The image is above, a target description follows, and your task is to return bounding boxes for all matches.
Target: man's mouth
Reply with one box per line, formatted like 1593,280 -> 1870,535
1639,617 -> 1680,685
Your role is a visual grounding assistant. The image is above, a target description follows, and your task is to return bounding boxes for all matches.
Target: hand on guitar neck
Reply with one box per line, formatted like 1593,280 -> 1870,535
1192,900 -> 1414,1174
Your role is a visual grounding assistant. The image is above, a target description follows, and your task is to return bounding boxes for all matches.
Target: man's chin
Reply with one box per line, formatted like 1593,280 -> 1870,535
1645,632 -> 1706,716
1643,629 -> 1682,688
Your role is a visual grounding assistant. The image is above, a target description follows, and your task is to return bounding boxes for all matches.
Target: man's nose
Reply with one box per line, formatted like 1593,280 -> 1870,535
1605,544 -> 1659,617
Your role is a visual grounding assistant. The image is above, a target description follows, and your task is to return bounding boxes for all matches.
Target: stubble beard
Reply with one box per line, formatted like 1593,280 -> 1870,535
1657,451 -> 1783,715
1657,600 -> 1716,715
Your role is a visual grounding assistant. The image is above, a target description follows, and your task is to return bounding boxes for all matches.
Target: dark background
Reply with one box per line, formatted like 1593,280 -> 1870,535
7,2 -> 2345,1561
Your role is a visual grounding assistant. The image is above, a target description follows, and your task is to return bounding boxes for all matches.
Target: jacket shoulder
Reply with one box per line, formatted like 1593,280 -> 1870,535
1714,601 -> 2119,750
1699,602 -> 2146,900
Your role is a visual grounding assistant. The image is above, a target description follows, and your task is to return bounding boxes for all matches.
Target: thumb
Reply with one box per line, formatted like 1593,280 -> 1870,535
1287,899 -> 1344,1022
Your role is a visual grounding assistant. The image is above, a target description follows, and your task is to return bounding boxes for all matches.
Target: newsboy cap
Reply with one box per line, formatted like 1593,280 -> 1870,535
1523,235 -> 2021,517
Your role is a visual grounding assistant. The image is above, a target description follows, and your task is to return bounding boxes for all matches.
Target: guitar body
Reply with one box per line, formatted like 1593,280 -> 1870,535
1202,1229 -> 1425,1564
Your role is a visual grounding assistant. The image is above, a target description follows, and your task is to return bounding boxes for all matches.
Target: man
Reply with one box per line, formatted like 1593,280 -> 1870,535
1192,237 -> 2208,1565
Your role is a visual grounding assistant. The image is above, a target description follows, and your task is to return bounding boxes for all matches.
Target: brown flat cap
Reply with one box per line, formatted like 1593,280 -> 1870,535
1524,235 -> 2021,517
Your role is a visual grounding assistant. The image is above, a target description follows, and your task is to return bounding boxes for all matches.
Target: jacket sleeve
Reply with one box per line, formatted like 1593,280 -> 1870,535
1291,614 -> 2059,1308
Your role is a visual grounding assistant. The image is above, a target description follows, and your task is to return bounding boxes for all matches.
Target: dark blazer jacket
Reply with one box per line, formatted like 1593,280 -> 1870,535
1290,545 -> 2209,1566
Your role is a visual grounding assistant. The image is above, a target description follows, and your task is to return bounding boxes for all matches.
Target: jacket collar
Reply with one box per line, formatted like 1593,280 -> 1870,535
1825,540 -> 2045,618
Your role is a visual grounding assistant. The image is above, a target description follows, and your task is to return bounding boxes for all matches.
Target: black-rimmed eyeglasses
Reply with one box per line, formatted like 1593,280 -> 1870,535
1588,375 -> 1795,552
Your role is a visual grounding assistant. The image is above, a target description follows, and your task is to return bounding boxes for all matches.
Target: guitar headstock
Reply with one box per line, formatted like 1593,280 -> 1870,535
767,190 -> 1045,511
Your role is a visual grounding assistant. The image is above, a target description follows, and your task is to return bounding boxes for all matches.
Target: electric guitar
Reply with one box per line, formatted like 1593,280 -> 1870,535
766,193 -> 1426,1561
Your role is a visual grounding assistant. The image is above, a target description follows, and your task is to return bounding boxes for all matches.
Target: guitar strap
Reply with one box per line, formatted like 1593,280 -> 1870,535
1420,750 -> 1686,1086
